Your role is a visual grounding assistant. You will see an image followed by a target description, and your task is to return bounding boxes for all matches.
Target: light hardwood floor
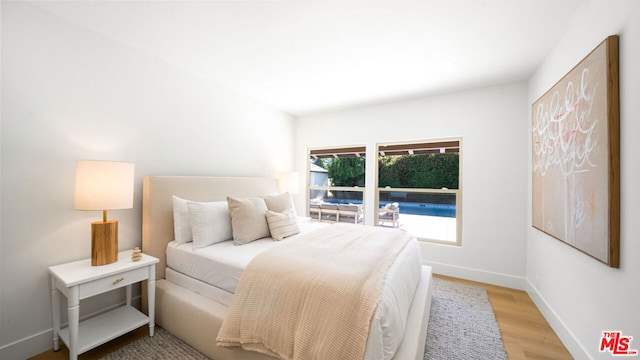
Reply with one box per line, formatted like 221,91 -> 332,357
30,275 -> 573,360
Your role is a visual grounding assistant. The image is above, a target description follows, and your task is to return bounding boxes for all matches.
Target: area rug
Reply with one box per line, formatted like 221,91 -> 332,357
99,327 -> 209,360
424,277 -> 507,360
100,278 -> 506,359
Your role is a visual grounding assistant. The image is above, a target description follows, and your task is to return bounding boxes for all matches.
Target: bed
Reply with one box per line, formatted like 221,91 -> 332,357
142,176 -> 433,360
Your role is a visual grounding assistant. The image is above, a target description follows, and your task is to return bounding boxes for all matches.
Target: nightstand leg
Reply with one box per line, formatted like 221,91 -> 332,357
148,265 -> 156,337
68,287 -> 80,360
126,284 -> 132,306
50,277 -> 61,351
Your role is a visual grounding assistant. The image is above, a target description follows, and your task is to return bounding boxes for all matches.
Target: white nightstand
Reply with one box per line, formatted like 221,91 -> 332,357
48,250 -> 159,360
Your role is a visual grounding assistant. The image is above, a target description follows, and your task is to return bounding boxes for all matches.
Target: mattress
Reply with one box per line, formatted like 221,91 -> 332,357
165,220 -> 422,360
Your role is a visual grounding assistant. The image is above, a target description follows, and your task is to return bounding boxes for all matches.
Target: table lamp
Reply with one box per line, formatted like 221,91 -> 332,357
74,160 -> 135,266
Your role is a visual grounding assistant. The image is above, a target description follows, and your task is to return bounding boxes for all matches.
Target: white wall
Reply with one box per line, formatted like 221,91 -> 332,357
295,82 -> 529,288
0,2 -> 295,358
527,1 -> 640,359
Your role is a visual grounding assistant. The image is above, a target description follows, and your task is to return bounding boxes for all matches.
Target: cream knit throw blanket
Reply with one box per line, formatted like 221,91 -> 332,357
216,224 -> 412,360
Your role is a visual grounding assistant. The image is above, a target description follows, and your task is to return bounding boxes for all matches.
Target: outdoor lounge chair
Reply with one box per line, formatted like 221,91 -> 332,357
379,202 -> 400,227
338,204 -> 364,224
309,202 -> 322,220
319,203 -> 339,222
309,201 -> 364,224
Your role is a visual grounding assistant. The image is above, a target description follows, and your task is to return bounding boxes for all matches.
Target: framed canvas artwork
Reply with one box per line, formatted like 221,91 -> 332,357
532,35 -> 620,267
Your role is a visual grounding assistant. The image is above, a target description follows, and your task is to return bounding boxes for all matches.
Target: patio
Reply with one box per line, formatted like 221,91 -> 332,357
380,213 -> 457,243
307,200 -> 457,243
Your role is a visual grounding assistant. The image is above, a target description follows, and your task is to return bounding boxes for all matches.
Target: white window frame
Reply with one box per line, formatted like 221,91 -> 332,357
307,145 -> 367,225
375,139 -> 463,246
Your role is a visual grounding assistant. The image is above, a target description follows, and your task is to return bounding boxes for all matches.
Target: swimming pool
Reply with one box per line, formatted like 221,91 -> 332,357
389,202 -> 456,218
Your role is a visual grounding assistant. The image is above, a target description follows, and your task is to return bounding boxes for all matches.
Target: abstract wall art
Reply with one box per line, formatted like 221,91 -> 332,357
532,35 -> 620,267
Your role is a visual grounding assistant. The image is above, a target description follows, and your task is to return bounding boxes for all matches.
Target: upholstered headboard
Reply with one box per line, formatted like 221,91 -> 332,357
142,176 -> 279,280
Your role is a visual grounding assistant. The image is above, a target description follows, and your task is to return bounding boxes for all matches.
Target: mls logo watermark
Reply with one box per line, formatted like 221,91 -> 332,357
600,331 -> 638,356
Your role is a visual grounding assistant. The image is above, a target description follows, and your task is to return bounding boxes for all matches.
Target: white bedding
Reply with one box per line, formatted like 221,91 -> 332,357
165,220 -> 422,360
166,219 -> 330,295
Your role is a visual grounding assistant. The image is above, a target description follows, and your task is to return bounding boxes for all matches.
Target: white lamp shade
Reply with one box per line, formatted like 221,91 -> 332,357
278,171 -> 299,194
74,160 -> 135,210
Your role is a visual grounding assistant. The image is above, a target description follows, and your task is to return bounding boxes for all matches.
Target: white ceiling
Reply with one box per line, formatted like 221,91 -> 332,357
29,0 -> 587,116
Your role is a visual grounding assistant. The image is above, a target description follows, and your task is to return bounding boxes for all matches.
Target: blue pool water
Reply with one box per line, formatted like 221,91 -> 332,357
389,202 -> 456,218
322,199 -> 455,218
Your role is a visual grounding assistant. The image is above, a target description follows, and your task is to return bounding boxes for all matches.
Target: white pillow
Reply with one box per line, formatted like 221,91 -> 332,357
187,201 -> 232,248
263,192 -> 296,214
226,196 -> 270,245
172,195 -> 193,243
266,209 -> 300,241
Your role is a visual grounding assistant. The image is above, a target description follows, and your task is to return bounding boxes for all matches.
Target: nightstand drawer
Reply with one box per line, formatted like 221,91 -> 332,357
79,267 -> 149,299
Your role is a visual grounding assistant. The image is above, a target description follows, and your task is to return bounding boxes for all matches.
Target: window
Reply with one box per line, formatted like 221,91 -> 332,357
377,140 -> 462,245
307,146 -> 365,225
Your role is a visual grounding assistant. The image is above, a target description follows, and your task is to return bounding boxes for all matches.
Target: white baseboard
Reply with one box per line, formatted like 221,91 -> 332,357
424,260 -> 527,290
0,328 -> 53,360
525,280 -> 591,360
0,296 -> 143,360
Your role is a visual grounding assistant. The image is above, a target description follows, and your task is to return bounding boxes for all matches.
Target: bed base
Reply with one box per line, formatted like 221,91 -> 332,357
155,266 -> 432,360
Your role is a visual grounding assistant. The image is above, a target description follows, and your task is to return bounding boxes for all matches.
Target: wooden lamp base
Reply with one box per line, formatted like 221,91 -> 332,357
91,220 -> 118,266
